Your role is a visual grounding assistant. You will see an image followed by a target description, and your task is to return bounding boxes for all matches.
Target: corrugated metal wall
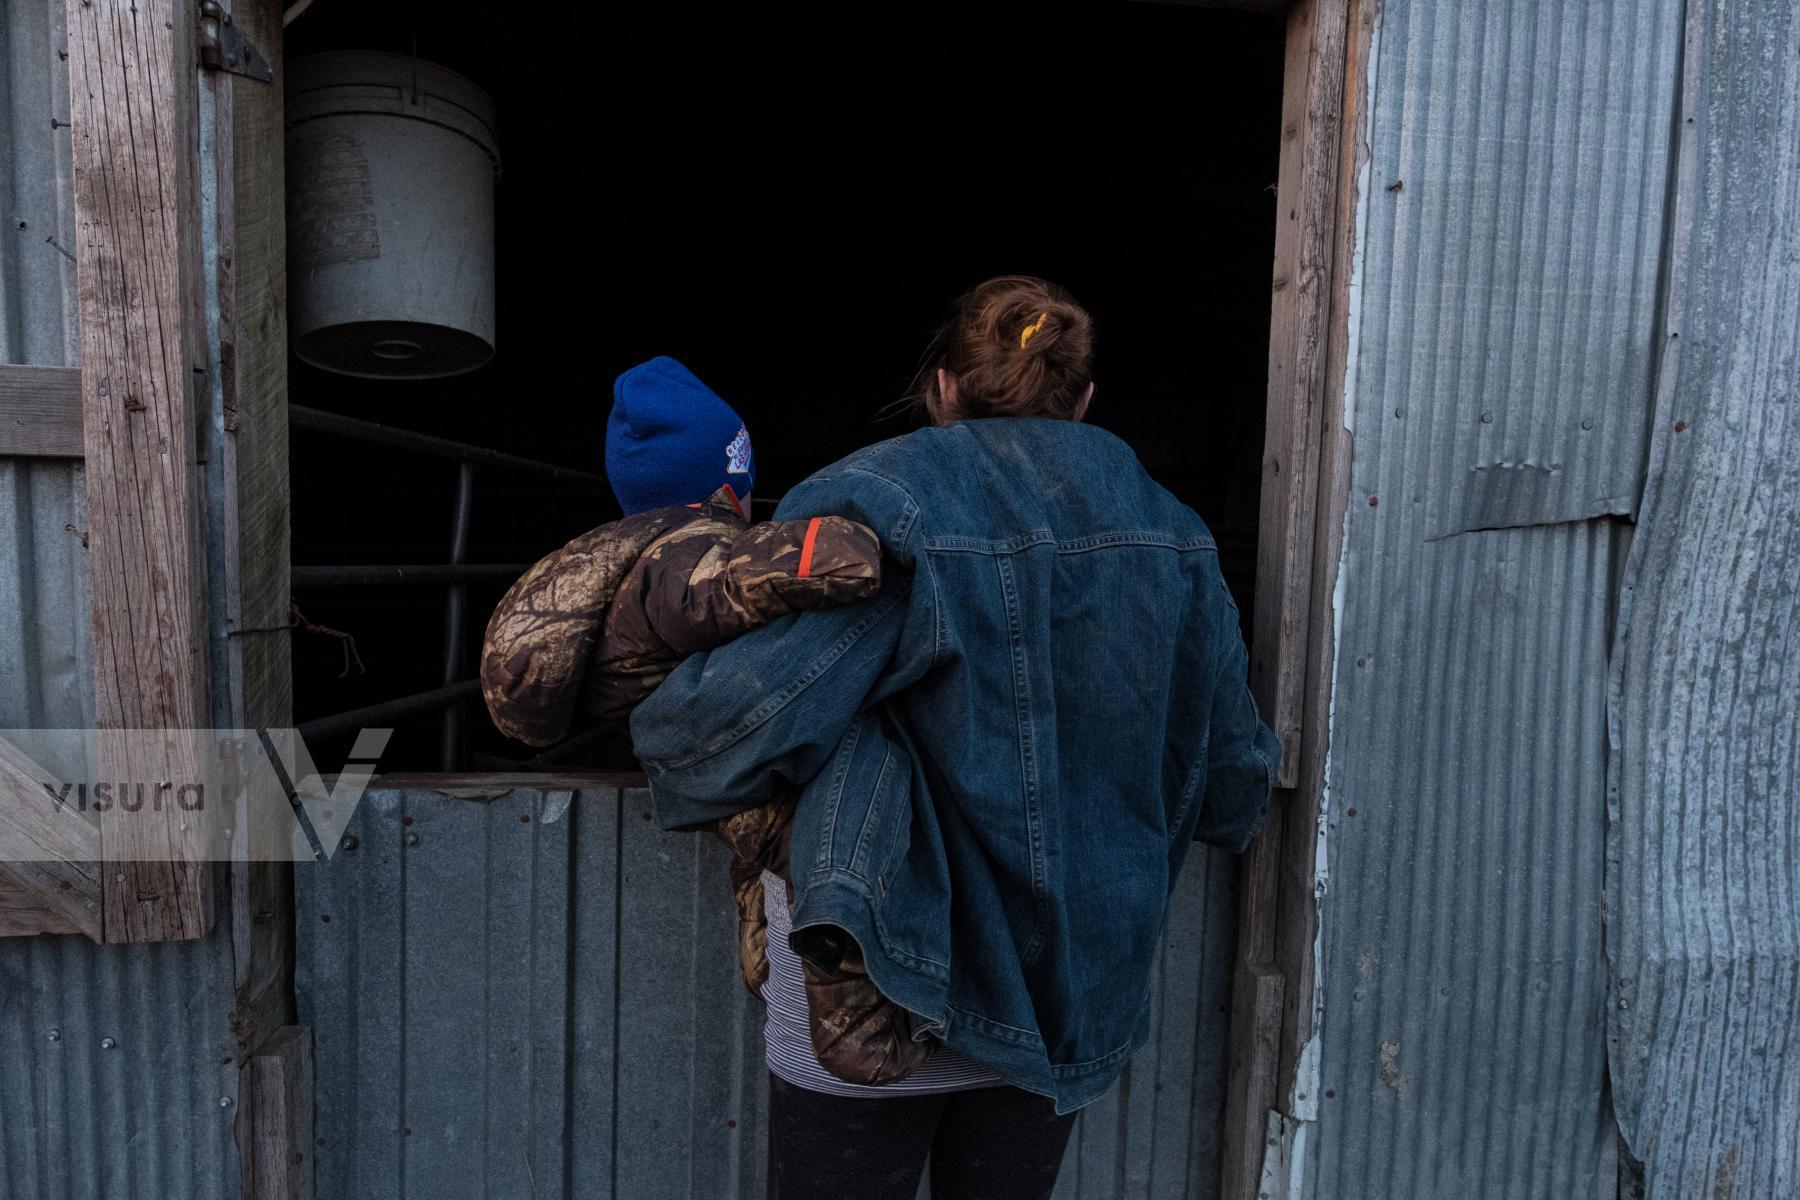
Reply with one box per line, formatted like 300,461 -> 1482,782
298,784 -> 1242,1200
0,926 -> 243,1200
1607,3 -> 1800,1197
0,6 -> 244,1200
0,0 -> 94,731
1307,0 -> 1680,1195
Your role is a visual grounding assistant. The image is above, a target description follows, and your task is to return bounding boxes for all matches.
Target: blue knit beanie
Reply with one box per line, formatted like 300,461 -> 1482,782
606,357 -> 755,516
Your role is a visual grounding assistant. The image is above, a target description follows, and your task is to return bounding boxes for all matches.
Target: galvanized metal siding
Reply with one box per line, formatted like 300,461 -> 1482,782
1309,0 -> 1680,1195
0,0 -> 93,733
297,786 -> 770,1200
1607,4 -> 1800,1196
1,10 -> 242,1200
1,0 -> 79,364
299,786 -> 1241,1199
0,925 -> 243,1200
0,460 -> 95,729
1051,843 -> 1238,1200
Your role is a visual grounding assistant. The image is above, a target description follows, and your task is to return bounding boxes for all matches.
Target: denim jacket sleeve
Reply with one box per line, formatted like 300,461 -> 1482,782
630,463 -> 933,831
1192,591 -> 1281,852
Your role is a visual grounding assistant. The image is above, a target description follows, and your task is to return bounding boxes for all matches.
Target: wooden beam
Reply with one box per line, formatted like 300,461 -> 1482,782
1220,962 -> 1286,1197
0,734 -> 104,941
1252,0 -> 1348,789
213,0 -> 298,1065
240,1025 -> 314,1200
0,365 -> 84,457
0,873 -> 84,937
1272,0 -> 1370,1110
220,0 -> 293,747
66,0 -> 213,942
1224,0 -> 1353,1195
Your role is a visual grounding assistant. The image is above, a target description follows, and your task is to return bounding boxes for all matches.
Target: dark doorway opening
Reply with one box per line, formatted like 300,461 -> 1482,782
285,3 -> 1284,771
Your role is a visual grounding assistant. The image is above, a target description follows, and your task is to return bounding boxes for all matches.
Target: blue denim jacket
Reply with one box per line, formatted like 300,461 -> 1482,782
632,418 -> 1278,1112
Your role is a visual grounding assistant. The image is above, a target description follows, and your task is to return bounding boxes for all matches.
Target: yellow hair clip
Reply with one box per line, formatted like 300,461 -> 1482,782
1019,312 -> 1050,349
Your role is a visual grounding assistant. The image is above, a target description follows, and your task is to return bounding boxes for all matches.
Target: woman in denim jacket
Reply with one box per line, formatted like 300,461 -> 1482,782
633,275 -> 1279,1200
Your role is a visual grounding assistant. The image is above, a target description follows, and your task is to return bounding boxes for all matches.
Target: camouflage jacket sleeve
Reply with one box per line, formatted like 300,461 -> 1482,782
479,509 -> 685,747
709,791 -> 796,995
641,516 -> 882,658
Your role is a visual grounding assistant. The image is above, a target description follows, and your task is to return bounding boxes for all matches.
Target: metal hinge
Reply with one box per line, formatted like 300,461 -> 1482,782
198,2 -> 274,82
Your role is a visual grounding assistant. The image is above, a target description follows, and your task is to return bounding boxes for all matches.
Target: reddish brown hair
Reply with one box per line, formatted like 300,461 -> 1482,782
917,275 -> 1095,421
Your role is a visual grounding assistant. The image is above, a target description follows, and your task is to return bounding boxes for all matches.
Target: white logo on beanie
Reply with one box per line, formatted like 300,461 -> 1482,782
726,426 -> 752,475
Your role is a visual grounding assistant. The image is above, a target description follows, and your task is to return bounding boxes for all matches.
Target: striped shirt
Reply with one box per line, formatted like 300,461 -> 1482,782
759,870 -> 1005,1096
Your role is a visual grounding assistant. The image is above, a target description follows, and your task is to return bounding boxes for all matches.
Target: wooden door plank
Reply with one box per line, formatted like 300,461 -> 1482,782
211,0 -> 299,1070
1253,0 -> 1349,790
1226,0 -> 1353,1195
66,0 -> 212,942
0,872 -> 85,937
241,1025 -> 315,1200
0,734 -> 103,941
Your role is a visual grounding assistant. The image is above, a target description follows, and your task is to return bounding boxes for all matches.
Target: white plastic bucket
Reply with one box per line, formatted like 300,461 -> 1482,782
286,53 -> 500,379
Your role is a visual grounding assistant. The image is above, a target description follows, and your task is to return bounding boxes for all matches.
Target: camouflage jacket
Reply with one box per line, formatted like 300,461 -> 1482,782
481,491 -> 928,1085
481,489 -> 879,744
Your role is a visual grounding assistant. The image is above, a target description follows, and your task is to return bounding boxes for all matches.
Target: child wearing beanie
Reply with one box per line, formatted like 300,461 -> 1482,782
481,358 -> 914,1088
482,353 -> 874,741
605,356 -> 758,517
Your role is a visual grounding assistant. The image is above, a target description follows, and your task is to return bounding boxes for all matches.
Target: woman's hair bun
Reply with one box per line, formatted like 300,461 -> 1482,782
918,276 -> 1095,420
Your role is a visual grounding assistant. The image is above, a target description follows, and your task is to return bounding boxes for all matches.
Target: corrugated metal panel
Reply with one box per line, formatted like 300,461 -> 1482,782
299,785 -> 1240,1199
1607,4 -> 1800,1197
0,0 -> 91,733
297,785 -> 765,1200
0,926 -> 243,1200
1356,0 -> 1678,541
1,10 -> 242,1200
0,0 -> 79,365
1308,0 -> 1680,1195
1051,843 -> 1238,1200
0,459 -> 95,729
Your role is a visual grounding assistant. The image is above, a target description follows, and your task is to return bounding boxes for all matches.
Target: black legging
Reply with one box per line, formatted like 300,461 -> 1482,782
768,1074 -> 1078,1200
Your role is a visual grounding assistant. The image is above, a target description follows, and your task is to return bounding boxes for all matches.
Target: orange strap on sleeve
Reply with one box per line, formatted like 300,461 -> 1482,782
796,517 -> 822,579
